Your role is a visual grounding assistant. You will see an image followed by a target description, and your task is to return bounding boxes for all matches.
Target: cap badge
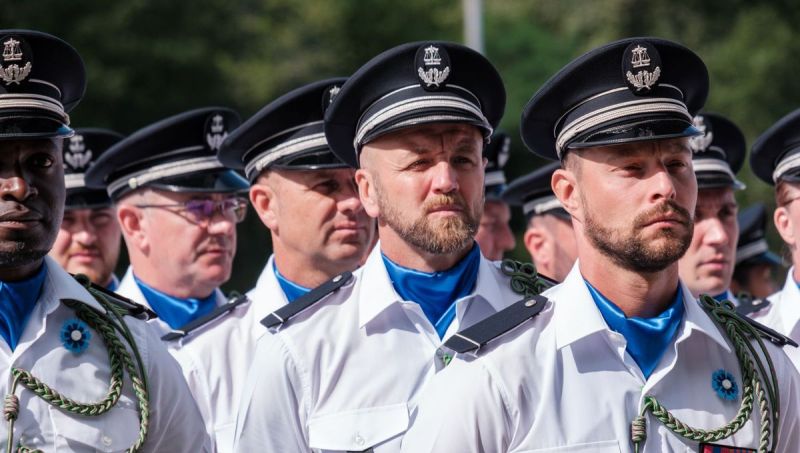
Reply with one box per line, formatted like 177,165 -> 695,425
321,84 -> 341,113
416,44 -> 450,91
623,42 -> 661,94
0,36 -> 32,86
64,135 -> 93,171
205,113 -> 228,151
689,115 -> 714,152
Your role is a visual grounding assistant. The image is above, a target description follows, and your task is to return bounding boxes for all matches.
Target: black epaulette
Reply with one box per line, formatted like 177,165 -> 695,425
444,294 -> 548,354
261,271 -> 353,329
737,312 -> 798,348
735,292 -> 771,317
86,280 -> 157,321
162,294 -> 250,341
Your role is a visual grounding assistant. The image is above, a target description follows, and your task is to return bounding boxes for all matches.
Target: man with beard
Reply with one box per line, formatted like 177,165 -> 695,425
49,129 -> 124,290
0,29 -> 208,451
474,131 -> 516,260
235,42 -> 526,452
85,108 -> 249,337
502,161 -> 577,281
402,38 -> 800,452
164,79 -> 375,452
678,113 -> 746,302
748,108 -> 800,369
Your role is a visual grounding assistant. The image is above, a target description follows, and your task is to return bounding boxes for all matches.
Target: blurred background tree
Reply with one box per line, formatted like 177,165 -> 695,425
4,0 -> 799,289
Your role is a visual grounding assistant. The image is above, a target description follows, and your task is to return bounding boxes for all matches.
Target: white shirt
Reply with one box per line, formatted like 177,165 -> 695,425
751,267 -> 800,370
401,262 -> 800,453
234,245 -> 522,453
0,257 -> 210,452
116,266 -> 227,338
168,256 -> 288,453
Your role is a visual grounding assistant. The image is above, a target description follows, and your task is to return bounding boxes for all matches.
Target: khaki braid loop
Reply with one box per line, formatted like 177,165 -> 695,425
631,295 -> 780,453
4,274 -> 150,453
500,259 -> 551,297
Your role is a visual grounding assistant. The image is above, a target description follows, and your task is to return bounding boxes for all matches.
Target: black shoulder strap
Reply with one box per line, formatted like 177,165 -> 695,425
161,294 -> 250,341
261,271 -> 353,329
86,280 -> 157,321
738,312 -> 798,348
735,293 -> 772,317
444,294 -> 548,354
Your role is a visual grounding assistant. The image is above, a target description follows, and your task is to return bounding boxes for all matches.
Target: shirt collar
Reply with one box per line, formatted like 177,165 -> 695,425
41,256 -> 105,313
553,260 -> 731,353
248,255 -> 290,319
357,242 -> 508,328
777,267 -> 800,334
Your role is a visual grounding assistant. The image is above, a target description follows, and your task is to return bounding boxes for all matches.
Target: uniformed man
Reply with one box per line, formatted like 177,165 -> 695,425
236,42 -> 528,452
167,79 -> 375,452
49,129 -> 124,290
731,203 -> 782,299
0,29 -> 208,451
85,107 -> 249,337
402,38 -> 800,452
474,131 -> 515,260
748,107 -> 800,368
678,113 -> 745,302
502,161 -> 577,280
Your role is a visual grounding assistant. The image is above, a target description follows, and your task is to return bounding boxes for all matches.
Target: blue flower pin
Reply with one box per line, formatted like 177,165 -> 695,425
711,369 -> 739,401
60,319 -> 92,354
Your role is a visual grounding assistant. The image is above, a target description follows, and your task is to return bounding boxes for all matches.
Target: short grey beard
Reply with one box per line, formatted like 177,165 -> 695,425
583,197 -> 693,273
374,179 -> 480,255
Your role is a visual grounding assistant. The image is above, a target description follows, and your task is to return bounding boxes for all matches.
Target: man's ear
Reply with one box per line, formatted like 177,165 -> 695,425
524,225 -> 552,266
355,167 -> 380,218
116,203 -> 148,252
775,206 -> 796,250
250,179 -> 279,232
552,168 -> 581,221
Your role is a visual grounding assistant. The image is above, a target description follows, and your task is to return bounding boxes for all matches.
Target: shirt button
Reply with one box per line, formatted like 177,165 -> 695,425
101,435 -> 113,446
354,433 -> 365,446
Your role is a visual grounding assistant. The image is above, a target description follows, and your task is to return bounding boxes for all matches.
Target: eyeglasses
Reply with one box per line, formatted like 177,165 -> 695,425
135,197 -> 248,225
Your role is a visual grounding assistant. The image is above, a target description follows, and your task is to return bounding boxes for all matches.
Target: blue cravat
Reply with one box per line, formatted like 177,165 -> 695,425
106,276 -> 119,292
273,263 -> 311,303
133,276 -> 217,330
382,244 -> 481,338
713,291 -> 732,302
585,280 -> 685,379
0,264 -> 47,350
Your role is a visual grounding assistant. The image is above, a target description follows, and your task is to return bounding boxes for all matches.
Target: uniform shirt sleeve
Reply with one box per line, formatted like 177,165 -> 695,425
401,356 -> 513,453
775,346 -> 800,450
234,332 -> 309,452
139,323 -> 212,452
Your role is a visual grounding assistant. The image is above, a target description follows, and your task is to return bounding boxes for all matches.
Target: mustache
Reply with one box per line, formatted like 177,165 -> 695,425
634,200 -> 692,228
422,193 -> 468,212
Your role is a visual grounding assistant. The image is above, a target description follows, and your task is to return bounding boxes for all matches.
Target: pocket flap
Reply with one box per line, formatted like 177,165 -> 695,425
50,405 -> 140,452
308,403 -> 409,450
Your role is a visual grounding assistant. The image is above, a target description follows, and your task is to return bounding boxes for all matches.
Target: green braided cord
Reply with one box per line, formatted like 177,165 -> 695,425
630,295 -> 780,453
500,259 -> 549,296
3,275 -> 151,453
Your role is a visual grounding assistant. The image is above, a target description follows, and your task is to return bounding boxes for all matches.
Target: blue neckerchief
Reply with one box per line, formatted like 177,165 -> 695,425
273,263 -> 311,303
585,280 -> 685,379
106,275 -> 119,292
0,264 -> 47,350
713,291 -> 731,302
133,276 -> 217,330
382,244 -> 481,338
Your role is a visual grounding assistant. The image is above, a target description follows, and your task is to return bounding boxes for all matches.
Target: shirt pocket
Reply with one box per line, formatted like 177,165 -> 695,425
519,439 -> 621,452
49,405 -> 141,452
308,403 -> 409,452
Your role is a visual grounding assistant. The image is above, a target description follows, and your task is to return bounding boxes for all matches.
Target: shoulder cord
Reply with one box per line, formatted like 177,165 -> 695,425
630,295 -> 780,453
3,274 -> 150,453
500,259 -> 552,297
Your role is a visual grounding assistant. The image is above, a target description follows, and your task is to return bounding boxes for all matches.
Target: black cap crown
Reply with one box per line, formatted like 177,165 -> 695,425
484,131 -> 511,199
736,203 -> 781,267
521,37 -> 708,160
751,108 -> 800,186
324,41 -> 505,168
85,107 -> 248,200
63,128 -> 123,209
690,112 -> 746,190
219,78 -> 349,181
0,30 -> 86,140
